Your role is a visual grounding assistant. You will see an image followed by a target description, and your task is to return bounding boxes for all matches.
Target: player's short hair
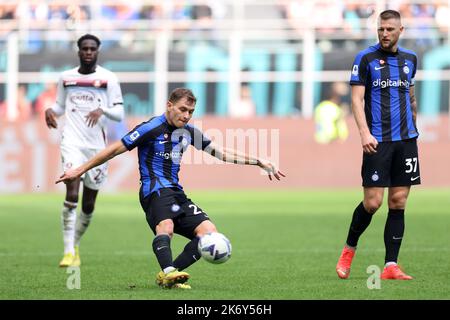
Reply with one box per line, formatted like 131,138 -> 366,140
168,88 -> 197,105
379,10 -> 401,21
77,34 -> 101,49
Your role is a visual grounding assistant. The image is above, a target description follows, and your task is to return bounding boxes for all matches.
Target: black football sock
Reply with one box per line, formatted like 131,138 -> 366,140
173,237 -> 201,271
346,202 -> 374,248
384,209 -> 405,264
152,234 -> 173,271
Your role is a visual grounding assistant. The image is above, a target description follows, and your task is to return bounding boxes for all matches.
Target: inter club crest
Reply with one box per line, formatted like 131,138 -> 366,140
403,65 -> 410,74
371,171 -> 379,182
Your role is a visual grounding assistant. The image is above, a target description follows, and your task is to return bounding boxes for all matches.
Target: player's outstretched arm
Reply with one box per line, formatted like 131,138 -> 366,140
56,140 -> 127,184
204,142 -> 285,181
256,158 -> 286,181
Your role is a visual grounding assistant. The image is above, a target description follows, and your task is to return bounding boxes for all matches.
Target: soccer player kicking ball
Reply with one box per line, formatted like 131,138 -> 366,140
45,34 -> 124,268
336,10 -> 420,280
56,88 -> 285,289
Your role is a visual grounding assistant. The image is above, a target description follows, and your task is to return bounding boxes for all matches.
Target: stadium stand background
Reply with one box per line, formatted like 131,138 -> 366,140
0,0 -> 449,192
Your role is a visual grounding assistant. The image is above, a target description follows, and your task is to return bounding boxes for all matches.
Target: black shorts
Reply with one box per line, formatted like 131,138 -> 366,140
139,187 -> 210,239
362,138 -> 421,187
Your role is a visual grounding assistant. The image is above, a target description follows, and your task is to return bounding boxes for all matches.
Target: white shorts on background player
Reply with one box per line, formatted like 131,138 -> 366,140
61,144 -> 107,190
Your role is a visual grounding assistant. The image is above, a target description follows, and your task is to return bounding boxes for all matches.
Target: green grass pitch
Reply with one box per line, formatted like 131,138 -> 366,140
0,189 -> 449,300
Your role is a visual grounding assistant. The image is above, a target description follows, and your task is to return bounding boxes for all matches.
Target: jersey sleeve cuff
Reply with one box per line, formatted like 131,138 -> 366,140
120,137 -> 133,151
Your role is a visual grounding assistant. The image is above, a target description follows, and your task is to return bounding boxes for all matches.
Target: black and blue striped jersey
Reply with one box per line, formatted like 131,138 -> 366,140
350,43 -> 419,142
121,114 -> 212,198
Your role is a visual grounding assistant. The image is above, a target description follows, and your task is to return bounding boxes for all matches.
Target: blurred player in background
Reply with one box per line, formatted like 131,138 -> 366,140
314,82 -> 349,144
56,88 -> 285,289
45,34 -> 124,267
336,10 -> 420,280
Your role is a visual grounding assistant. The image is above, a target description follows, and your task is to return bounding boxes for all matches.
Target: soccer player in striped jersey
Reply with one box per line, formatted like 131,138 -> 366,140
45,34 -> 124,268
336,10 -> 420,280
56,88 -> 284,289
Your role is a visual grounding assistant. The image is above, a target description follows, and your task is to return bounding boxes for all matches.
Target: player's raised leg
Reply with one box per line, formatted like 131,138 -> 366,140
59,179 -> 81,267
173,220 -> 217,272
172,237 -> 201,271
381,186 -> 413,280
336,187 -> 382,279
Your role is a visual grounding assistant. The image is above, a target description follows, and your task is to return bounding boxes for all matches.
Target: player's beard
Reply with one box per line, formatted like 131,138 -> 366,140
380,37 -> 398,52
81,57 -> 97,70
381,41 -> 393,50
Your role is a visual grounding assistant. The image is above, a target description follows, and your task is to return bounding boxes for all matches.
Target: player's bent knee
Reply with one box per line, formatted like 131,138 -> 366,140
388,198 -> 407,209
388,194 -> 407,209
194,220 -> 217,237
363,200 -> 382,214
156,219 -> 175,237
156,229 -> 174,238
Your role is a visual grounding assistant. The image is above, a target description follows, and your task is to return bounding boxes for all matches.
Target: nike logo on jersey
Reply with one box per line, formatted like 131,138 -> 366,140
374,66 -> 386,70
156,246 -> 167,251
392,236 -> 403,240
159,140 -> 169,144
410,176 -> 420,181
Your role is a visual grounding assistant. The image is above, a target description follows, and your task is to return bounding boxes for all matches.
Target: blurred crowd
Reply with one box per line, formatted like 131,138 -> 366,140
0,0 -> 449,52
1,0 -> 449,122
0,83 -> 56,121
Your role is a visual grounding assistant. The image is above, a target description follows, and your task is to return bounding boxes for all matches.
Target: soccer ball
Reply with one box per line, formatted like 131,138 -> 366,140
198,232 -> 232,264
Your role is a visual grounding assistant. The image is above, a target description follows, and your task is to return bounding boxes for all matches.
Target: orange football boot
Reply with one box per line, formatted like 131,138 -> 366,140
336,246 -> 356,279
381,264 -> 413,280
